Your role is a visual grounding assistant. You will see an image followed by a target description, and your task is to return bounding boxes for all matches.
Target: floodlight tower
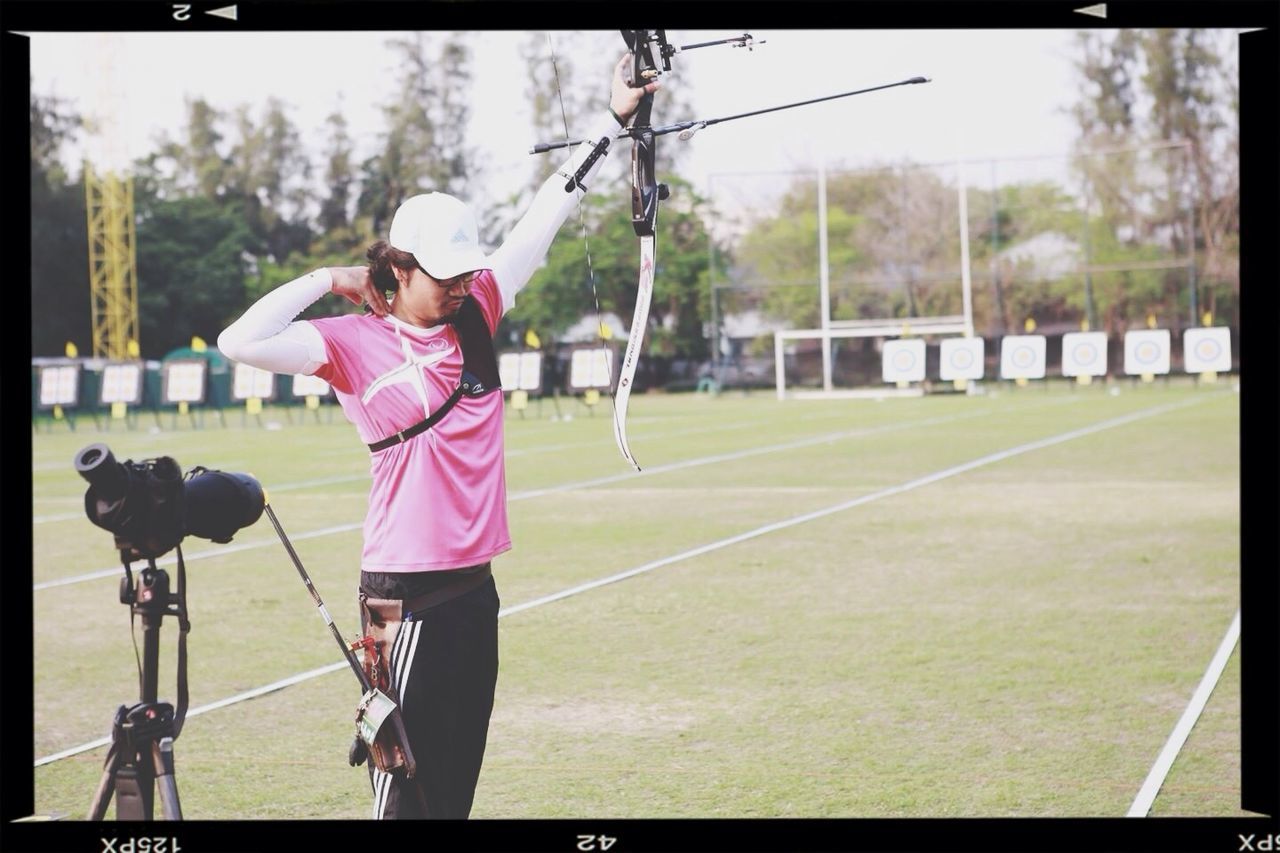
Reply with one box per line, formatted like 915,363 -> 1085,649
83,35 -> 139,360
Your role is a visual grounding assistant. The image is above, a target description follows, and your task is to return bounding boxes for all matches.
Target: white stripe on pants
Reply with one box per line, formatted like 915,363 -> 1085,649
372,619 -> 423,819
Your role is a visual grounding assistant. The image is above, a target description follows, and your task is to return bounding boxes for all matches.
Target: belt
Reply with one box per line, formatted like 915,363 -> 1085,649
361,564 -> 493,624
404,563 -> 491,615
367,385 -> 464,453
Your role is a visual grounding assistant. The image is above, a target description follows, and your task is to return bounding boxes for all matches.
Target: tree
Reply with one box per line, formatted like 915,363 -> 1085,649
1140,29 -> 1238,320
520,32 -> 566,199
170,97 -> 231,200
728,165 -> 968,330
503,171 -> 716,360
134,196 -> 255,358
434,33 -> 475,200
220,99 -> 316,262
357,33 -> 478,234
1067,28 -> 1238,328
318,107 -> 356,234
30,90 -> 91,356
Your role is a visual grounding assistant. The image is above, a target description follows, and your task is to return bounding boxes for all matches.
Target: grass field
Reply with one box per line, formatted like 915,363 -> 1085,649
29,379 -> 1248,819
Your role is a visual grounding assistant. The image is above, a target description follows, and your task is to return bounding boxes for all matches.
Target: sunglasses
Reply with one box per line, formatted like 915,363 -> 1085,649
416,262 -> 478,292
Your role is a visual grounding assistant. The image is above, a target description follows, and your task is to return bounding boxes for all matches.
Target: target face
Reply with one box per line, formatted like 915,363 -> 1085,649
162,360 -> 207,404
939,338 -> 984,380
38,364 -> 80,407
291,373 -> 331,398
1182,327 -> 1231,373
569,347 -> 613,390
1123,330 -> 1171,375
1061,332 -> 1108,377
881,339 -> 925,383
999,335 -> 1046,380
499,353 -> 520,389
232,362 -> 276,401
100,362 -> 143,405
499,352 -> 544,392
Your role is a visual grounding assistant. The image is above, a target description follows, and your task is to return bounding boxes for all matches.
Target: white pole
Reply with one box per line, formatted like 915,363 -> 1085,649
818,160 -> 832,391
957,161 -> 975,338
774,333 -> 786,400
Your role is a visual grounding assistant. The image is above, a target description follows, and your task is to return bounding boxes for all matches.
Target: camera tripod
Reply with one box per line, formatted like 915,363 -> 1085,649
87,554 -> 190,820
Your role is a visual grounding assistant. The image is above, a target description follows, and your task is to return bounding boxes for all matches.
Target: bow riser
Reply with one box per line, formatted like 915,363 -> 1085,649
629,123 -> 668,240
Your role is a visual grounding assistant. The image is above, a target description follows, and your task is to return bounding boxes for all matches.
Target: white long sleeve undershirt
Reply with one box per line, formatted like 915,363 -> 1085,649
218,112 -> 621,376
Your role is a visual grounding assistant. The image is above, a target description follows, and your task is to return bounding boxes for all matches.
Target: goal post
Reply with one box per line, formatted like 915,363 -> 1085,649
774,316 -> 970,399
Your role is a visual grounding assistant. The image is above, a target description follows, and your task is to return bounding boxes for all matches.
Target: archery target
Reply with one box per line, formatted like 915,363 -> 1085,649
162,360 -> 207,404
38,364 -> 80,407
999,335 -> 1046,380
499,352 -> 544,392
291,372 -> 331,397
939,338 -> 985,381
1182,328 -> 1232,373
1060,332 -> 1108,377
1123,329 -> 1171,375
881,339 -> 925,383
100,362 -> 143,405
569,347 -> 613,390
232,362 -> 276,401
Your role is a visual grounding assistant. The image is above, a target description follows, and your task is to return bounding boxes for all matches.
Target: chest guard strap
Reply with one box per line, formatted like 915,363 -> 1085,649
367,296 -> 501,453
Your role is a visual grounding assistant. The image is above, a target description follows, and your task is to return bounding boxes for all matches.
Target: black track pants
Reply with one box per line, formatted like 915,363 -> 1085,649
359,568 -> 500,819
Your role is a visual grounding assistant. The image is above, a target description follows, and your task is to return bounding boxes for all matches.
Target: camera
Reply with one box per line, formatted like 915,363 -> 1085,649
75,443 -> 265,561
75,443 -> 266,821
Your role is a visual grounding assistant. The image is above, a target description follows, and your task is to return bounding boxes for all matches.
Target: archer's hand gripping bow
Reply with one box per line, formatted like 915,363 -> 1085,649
536,30 -> 930,471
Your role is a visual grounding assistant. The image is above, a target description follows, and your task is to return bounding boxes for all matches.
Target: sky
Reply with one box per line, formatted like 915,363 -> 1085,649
25,30 -> 1092,193
24,27 -> 1243,229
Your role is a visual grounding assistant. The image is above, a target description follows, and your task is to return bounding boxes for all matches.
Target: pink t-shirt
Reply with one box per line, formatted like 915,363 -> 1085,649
308,272 -> 509,572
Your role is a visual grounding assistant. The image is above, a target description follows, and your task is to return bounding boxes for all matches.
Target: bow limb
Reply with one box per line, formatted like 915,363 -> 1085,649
613,234 -> 655,472
614,72 -> 662,472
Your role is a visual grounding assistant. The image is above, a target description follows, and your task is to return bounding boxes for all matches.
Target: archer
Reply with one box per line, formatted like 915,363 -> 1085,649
217,53 -> 654,820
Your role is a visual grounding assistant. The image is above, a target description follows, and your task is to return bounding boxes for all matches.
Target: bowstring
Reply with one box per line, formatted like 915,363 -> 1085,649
546,33 -> 620,418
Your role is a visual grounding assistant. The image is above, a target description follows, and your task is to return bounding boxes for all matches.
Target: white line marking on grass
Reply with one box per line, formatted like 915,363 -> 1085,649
32,512 -> 84,524
32,417 -> 808,522
499,397 -> 1211,617
1126,610 -> 1241,817
33,663 -> 350,767
267,473 -> 371,492
32,523 -> 363,591
36,395 -> 1218,766
506,408 -> 994,500
35,409 -> 991,590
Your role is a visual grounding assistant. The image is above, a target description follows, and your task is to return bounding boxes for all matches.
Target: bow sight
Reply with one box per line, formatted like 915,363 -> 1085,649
622,29 -> 761,84
620,31 -> 765,239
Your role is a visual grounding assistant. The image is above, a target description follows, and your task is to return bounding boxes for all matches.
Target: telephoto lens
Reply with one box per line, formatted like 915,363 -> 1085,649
183,470 -> 266,543
75,443 -> 129,502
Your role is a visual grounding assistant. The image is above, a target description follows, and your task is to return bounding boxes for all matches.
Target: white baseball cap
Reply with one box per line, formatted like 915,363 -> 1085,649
387,192 -> 488,279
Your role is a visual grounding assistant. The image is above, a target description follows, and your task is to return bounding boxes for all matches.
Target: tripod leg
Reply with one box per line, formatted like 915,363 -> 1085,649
87,741 -> 122,820
111,759 -> 152,820
152,737 -> 183,820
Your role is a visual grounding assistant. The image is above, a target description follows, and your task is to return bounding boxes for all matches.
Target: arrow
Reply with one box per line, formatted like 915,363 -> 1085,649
206,4 -> 237,20
531,76 -> 931,155
1074,4 -> 1106,18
